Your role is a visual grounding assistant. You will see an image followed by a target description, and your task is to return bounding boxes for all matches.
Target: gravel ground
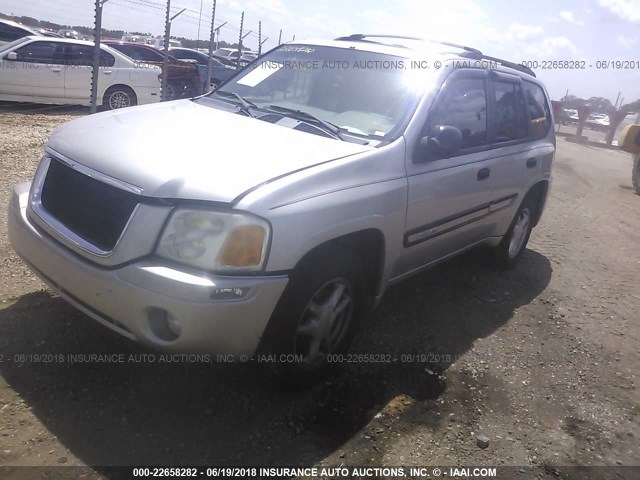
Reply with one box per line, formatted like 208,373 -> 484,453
0,107 -> 638,479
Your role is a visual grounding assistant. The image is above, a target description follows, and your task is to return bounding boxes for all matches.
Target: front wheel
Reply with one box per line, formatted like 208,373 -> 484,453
633,154 -> 640,195
261,247 -> 364,385
488,198 -> 535,270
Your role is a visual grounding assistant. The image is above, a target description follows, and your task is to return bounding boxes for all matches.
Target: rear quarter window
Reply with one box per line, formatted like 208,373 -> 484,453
524,81 -> 551,139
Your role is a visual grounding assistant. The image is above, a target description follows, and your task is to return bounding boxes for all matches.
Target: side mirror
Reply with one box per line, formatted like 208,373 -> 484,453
414,125 -> 463,162
5,52 -> 17,61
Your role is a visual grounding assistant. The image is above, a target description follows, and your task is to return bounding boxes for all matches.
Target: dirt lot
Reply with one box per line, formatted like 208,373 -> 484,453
0,106 -> 638,478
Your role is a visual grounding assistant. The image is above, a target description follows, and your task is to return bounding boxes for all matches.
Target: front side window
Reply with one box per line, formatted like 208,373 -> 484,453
428,77 -> 487,150
493,81 -> 528,142
524,81 -> 551,139
15,41 -> 63,64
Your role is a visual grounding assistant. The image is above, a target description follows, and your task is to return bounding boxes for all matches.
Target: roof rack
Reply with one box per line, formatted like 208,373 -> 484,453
334,34 -> 535,77
459,51 -> 536,77
334,34 -> 482,54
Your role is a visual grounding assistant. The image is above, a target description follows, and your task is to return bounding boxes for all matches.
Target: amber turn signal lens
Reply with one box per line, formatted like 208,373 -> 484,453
218,225 -> 265,267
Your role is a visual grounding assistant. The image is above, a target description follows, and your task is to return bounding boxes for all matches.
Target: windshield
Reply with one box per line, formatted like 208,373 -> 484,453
206,44 -> 424,140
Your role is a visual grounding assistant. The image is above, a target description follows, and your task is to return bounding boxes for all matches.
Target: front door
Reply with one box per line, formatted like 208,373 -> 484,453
1,40 -> 65,99
395,70 -> 496,278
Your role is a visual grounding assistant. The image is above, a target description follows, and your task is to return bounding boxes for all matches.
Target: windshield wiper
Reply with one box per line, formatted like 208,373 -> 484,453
266,105 -> 345,141
214,90 -> 257,117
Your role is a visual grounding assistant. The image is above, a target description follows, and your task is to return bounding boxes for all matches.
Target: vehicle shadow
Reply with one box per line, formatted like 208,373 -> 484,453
0,249 -> 552,471
0,102 -> 88,116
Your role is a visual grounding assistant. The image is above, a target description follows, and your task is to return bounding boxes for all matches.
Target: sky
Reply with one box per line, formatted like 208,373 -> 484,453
2,0 -> 640,104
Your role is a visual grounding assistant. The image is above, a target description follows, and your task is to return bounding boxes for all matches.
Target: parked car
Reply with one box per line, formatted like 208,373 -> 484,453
104,41 -> 202,99
238,53 -> 257,68
168,47 -> 236,89
213,47 -> 255,65
0,36 -> 161,108
32,27 -> 63,38
0,19 -> 59,46
7,34 -> 554,382
556,108 -> 578,125
586,113 -> 610,132
57,28 -> 83,40
120,34 -> 149,44
153,37 -> 182,49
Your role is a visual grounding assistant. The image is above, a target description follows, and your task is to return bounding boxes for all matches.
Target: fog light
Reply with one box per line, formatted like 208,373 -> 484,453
210,287 -> 247,300
147,307 -> 181,341
167,315 -> 182,337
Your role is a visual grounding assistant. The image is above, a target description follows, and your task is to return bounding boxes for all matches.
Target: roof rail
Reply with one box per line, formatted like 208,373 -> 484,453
333,35 -> 533,76
334,34 -> 482,54
459,51 -> 536,77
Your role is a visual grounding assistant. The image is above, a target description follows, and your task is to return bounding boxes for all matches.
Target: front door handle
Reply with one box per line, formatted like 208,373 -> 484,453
526,158 -> 538,168
51,67 -> 61,73
102,70 -> 113,74
477,167 -> 491,181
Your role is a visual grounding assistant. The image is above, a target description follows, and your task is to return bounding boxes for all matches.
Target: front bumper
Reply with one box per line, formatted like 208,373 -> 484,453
7,183 -> 288,355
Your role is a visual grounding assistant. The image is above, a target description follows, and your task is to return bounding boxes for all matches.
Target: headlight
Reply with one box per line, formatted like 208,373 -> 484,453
156,209 -> 270,272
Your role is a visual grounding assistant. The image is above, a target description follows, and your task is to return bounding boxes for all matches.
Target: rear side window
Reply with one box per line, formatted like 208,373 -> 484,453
15,41 -> 64,64
523,81 -> 551,139
65,44 -> 115,67
428,78 -> 487,150
493,81 -> 528,142
112,44 -> 161,62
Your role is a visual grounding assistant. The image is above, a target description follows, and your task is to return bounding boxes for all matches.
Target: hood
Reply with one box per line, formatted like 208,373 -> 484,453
46,100 -> 371,203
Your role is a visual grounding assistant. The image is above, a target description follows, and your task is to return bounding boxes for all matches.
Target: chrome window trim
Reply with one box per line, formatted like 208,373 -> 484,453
29,155 -> 141,258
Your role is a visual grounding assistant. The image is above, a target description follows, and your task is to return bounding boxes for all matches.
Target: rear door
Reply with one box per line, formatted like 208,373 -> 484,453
482,72 -> 551,238
63,44 -> 117,102
1,40 -> 65,98
397,69 -> 496,277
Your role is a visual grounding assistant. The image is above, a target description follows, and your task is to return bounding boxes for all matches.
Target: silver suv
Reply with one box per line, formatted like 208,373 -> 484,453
8,35 -> 554,377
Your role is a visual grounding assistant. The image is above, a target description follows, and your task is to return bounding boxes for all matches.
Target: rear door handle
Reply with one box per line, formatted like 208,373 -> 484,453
526,158 -> 538,168
51,67 -> 61,73
477,167 -> 490,181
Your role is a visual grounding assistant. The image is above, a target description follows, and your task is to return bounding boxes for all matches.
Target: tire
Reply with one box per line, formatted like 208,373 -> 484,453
103,85 -> 137,110
165,82 -> 178,101
261,247 -> 365,386
488,197 -> 536,270
633,154 -> 640,195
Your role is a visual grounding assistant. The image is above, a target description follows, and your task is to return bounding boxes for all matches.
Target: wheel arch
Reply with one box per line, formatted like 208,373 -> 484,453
288,228 -> 386,301
524,180 -> 549,227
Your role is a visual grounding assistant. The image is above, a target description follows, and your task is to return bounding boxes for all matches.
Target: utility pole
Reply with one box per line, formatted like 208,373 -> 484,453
197,0 -> 204,46
278,29 -> 282,45
206,0 -> 217,90
237,11 -> 244,70
162,2 -> 186,101
90,0 -> 109,114
292,34 -> 295,42
258,21 -> 262,56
